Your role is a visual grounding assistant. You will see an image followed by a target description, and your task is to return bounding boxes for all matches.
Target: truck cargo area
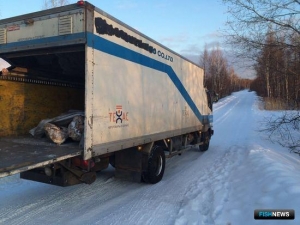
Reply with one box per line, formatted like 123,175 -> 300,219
0,45 -> 86,177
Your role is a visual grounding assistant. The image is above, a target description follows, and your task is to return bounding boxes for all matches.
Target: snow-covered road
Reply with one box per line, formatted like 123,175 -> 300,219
1,90 -> 300,225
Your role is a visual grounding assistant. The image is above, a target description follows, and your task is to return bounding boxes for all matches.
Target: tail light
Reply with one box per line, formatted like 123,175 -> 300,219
81,159 -> 95,169
72,157 -> 95,169
77,0 -> 84,6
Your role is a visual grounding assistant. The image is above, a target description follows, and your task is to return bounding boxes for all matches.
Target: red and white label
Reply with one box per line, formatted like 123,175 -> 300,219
7,25 -> 20,32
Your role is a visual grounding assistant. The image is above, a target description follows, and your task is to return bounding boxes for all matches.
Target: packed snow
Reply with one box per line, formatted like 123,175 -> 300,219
0,90 -> 299,225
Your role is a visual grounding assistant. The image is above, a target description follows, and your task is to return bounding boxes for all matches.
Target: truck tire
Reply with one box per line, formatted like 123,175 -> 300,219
199,131 -> 210,152
142,146 -> 165,184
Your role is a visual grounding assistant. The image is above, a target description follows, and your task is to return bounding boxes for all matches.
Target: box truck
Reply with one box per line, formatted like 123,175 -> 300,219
0,1 -> 213,186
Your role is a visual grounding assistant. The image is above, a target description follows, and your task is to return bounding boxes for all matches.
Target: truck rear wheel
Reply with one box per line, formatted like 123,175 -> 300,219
142,146 -> 165,184
199,131 -> 210,151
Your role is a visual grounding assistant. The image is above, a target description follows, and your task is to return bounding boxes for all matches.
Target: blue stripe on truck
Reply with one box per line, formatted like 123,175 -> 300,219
86,32 -> 207,123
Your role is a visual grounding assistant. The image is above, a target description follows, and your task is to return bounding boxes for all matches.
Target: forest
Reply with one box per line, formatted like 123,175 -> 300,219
199,47 -> 251,100
222,0 -> 300,110
251,30 -> 300,109
201,0 -> 299,112
221,0 -> 300,153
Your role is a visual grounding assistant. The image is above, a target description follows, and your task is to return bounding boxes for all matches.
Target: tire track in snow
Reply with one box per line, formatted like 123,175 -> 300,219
174,145 -> 247,225
213,97 -> 240,125
0,186 -> 67,225
0,170 -> 125,225
213,95 -> 237,113
92,154 -> 205,225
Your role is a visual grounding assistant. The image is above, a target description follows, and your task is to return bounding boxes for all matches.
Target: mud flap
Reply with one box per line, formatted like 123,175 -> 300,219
114,148 -> 144,182
80,172 -> 97,184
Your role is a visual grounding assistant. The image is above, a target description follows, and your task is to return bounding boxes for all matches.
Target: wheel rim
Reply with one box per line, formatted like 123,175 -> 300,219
155,155 -> 163,176
205,135 -> 209,145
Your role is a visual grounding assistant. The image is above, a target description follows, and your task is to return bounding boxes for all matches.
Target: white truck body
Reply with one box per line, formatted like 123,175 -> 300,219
0,1 -> 213,185
85,11 -> 212,159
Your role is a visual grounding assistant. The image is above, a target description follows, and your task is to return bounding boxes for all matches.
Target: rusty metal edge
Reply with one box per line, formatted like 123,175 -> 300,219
0,151 -> 82,178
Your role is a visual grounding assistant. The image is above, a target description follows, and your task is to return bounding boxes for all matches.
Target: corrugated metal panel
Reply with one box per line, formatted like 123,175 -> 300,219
59,16 -> 72,35
0,28 -> 7,44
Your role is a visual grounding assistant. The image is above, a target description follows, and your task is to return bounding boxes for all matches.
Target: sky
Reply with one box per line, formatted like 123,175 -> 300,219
0,1 -> 227,58
0,1 -> 254,78
1,90 -> 299,224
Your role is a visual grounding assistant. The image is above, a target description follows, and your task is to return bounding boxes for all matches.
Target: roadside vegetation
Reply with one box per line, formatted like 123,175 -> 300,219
222,0 -> 300,154
199,46 -> 251,99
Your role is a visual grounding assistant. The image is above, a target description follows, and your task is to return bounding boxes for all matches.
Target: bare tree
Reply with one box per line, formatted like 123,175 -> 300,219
43,0 -> 69,9
261,112 -> 300,155
222,0 -> 300,67
199,46 -> 250,98
223,0 -> 300,154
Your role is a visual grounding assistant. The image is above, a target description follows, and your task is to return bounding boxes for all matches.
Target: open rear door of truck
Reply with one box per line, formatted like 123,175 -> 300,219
0,3 -> 88,178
